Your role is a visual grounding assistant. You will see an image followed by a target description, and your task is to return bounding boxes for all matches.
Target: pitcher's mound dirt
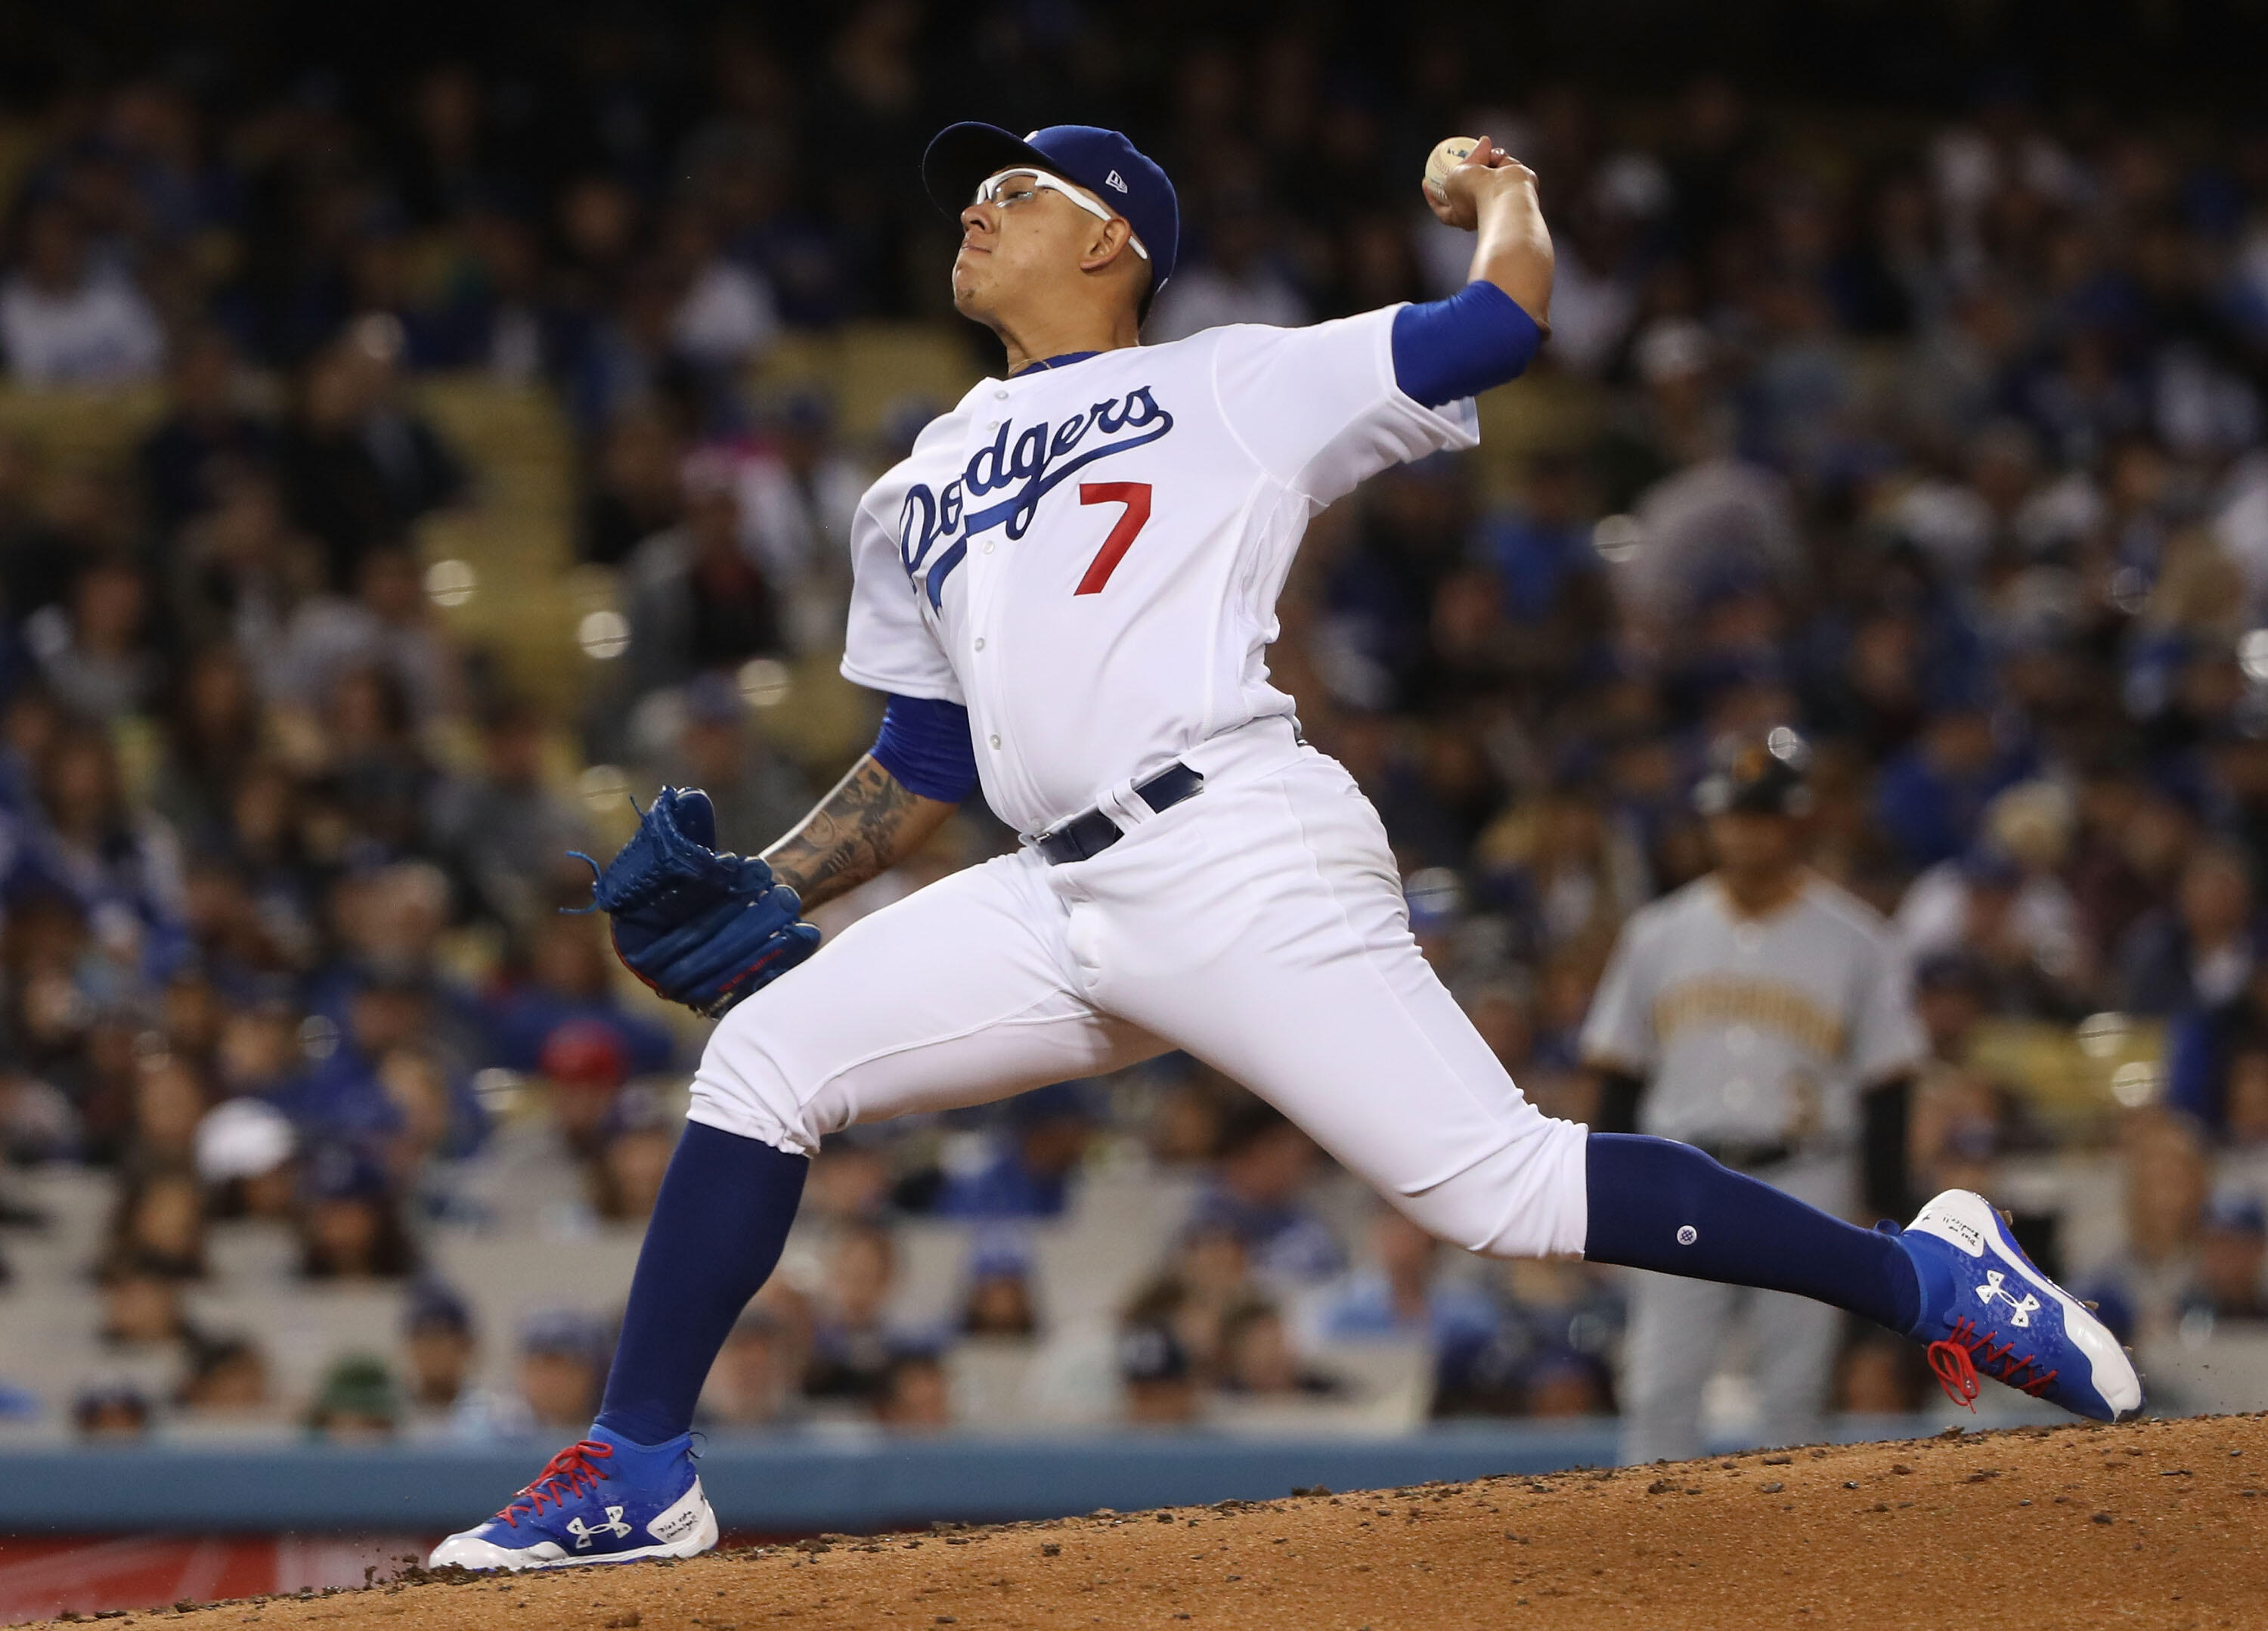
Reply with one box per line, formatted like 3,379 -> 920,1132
55,1413 -> 2268,1631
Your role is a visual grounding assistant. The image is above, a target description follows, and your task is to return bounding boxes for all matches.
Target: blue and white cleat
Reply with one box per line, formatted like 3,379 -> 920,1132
1893,1189 -> 2143,1422
428,1428 -> 717,1572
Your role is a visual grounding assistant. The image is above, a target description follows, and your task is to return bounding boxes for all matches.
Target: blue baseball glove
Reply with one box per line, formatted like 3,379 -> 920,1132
577,786 -> 821,1018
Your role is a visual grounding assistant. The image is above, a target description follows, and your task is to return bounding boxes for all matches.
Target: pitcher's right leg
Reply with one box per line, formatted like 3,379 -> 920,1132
433,851 -> 1160,1571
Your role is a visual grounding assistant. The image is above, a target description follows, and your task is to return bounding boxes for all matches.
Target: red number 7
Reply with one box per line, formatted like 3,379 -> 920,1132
1074,482 -> 1152,595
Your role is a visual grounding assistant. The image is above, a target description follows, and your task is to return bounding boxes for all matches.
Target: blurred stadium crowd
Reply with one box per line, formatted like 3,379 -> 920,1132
4,5 -> 2268,1448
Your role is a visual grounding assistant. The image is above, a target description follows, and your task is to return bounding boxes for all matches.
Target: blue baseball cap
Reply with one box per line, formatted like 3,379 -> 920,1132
522,1307 -> 611,1363
965,1224 -> 1036,1284
404,1277 -> 473,1337
922,122 -> 1179,311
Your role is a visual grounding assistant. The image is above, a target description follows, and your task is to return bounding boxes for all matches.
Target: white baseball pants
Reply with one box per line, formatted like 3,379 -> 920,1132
1619,1275 -> 1841,1463
687,721 -> 1591,1260
1618,1155 -> 1854,1462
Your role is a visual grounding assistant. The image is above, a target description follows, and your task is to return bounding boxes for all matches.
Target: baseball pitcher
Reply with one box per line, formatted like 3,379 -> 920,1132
432,124 -> 2138,1571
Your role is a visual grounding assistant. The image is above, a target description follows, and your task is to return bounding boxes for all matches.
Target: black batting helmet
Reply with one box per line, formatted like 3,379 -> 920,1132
1695,726 -> 1814,817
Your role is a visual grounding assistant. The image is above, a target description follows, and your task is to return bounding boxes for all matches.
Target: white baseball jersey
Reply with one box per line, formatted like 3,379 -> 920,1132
691,307 -> 1594,1268
839,306 -> 1476,835
1580,874 -> 1925,1150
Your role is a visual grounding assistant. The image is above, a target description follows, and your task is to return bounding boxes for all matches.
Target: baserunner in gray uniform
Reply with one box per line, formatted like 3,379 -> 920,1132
1582,729 -> 1925,1463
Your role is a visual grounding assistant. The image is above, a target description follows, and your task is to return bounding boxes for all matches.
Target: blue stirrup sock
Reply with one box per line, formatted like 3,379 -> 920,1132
1582,1133 -> 1920,1334
594,1120 -> 809,1449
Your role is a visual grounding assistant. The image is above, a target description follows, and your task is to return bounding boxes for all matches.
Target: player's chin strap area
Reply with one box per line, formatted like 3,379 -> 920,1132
1029,761 -> 1205,865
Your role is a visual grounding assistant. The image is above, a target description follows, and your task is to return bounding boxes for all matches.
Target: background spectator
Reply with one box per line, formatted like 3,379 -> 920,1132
516,1311 -> 609,1435
1118,1320 -> 1199,1428
1182,1102 -> 1344,1286
305,1354 -> 398,1443
2187,1194 -> 2268,1326
701,1311 -> 806,1430
874,1349 -> 952,1434
73,1381 -> 153,1440
0,203 -> 163,386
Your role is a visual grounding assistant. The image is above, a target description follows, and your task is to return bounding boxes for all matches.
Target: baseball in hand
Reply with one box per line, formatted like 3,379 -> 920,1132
1423,137 -> 1479,204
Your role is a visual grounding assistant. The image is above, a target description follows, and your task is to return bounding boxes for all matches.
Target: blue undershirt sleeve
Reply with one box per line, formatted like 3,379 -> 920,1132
1390,280 -> 1545,408
869,693 -> 978,804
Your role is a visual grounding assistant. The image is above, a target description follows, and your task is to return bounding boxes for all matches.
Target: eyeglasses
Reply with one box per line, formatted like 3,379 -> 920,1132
971,169 -> 1150,262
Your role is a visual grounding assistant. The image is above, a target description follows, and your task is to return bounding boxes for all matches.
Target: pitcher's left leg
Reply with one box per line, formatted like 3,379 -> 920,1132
1074,756 -> 2142,1426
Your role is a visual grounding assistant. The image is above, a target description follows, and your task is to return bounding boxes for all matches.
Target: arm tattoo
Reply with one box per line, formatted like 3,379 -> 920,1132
761,754 -> 955,912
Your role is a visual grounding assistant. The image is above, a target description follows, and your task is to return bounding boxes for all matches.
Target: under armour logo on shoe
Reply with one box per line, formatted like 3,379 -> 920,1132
1105,169 -> 1129,193
567,1507 -> 634,1549
1975,1269 -> 2041,1329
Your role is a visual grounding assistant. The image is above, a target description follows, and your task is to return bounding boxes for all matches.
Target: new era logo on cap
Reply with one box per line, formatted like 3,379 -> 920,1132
1105,169 -> 1128,193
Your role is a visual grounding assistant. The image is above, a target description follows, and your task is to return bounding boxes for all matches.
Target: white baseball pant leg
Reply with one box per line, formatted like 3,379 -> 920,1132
1621,1272 -> 1734,1465
1620,1149 -> 1854,1462
688,728 -> 1591,1261
1748,1285 -> 1840,1450
1619,1276 -> 1839,1464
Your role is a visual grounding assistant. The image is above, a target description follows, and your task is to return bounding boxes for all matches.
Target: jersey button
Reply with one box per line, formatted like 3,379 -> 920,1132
989,734 -> 1002,749
974,638 -> 986,650
984,541 -> 996,553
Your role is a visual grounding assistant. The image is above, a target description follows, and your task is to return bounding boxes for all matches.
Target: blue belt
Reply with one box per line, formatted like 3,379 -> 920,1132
1033,762 -> 1206,865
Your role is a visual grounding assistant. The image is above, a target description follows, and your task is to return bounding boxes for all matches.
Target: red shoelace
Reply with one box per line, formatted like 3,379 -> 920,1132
497,1440 -> 615,1527
1926,1316 -> 2059,1411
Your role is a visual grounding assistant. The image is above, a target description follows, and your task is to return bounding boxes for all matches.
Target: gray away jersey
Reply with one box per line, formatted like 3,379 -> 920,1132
1580,874 -> 1925,1150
